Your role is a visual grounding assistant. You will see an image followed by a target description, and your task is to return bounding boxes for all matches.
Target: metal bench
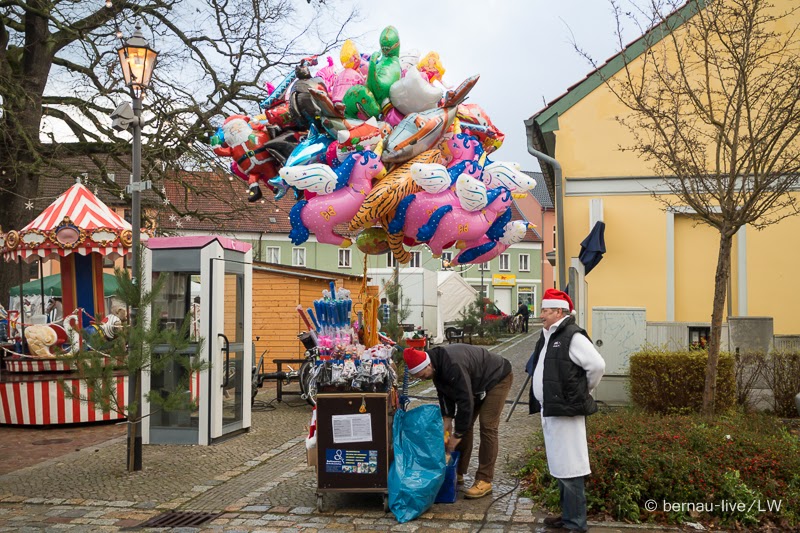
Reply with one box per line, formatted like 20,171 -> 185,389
445,325 -> 475,344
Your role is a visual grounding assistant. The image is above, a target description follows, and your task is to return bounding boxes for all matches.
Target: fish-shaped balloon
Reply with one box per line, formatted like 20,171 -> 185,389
284,124 -> 333,167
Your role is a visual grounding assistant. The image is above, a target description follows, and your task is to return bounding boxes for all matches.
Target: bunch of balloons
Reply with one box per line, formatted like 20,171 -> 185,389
210,26 -> 535,265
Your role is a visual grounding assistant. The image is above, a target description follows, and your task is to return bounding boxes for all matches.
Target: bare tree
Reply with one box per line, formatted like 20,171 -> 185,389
0,0 -> 357,301
577,0 -> 800,415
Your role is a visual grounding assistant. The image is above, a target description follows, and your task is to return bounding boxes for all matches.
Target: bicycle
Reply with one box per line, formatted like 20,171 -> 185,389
508,314 -> 526,334
249,336 -> 316,406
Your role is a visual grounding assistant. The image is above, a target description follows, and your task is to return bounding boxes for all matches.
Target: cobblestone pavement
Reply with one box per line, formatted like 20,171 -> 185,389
0,419 -> 126,475
0,334 -> 677,532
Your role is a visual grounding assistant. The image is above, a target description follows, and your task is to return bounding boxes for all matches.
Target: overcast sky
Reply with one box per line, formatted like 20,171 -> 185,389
326,0 -> 649,172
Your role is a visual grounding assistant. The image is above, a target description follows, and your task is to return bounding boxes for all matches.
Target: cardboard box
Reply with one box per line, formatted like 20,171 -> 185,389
307,446 -> 317,468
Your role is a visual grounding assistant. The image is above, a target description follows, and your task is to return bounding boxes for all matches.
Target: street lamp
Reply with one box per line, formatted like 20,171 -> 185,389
115,24 -> 158,472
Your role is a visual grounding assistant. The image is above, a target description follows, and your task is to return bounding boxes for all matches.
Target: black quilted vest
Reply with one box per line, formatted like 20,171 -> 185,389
525,316 -> 598,417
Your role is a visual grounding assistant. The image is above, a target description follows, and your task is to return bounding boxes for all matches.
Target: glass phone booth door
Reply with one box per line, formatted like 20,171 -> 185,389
143,236 -> 252,446
209,258 -> 248,440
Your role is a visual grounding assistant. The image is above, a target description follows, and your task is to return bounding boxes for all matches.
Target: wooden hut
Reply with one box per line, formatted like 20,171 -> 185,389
252,261 -> 377,372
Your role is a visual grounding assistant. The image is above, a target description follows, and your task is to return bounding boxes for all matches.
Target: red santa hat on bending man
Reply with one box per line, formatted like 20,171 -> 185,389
541,288 -> 575,315
403,348 -> 430,375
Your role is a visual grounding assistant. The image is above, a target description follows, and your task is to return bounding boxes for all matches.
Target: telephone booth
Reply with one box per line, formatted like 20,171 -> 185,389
142,236 -> 252,445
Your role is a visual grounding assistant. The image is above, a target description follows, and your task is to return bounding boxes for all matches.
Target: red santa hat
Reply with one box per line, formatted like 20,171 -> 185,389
403,348 -> 430,374
541,288 -> 574,313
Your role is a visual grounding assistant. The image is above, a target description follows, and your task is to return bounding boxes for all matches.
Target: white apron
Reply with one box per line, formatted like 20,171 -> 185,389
532,318 -> 604,479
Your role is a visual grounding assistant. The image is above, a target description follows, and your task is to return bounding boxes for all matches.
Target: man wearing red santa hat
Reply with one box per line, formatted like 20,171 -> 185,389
526,289 -> 605,533
403,343 -> 512,499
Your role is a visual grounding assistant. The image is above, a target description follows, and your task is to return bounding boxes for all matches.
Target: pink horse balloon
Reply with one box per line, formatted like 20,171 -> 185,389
452,220 -> 531,265
387,133 -> 485,245
282,148 -> 386,247
414,176 -> 513,257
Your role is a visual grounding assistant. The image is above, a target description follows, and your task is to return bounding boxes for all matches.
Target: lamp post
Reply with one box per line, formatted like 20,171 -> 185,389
116,24 -> 157,472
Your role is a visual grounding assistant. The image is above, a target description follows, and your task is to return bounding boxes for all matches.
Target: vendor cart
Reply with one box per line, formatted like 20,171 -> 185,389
314,391 -> 395,512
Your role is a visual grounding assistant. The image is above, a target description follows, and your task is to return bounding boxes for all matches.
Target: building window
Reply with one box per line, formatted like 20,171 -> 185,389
480,261 -> 490,271
266,246 -> 280,264
108,172 -> 116,183
409,251 -> 421,268
292,247 -> 306,267
338,249 -> 351,268
441,251 -> 453,269
124,209 -> 131,223
519,254 -> 530,272
499,254 -> 510,271
103,256 -> 116,269
387,253 -> 397,268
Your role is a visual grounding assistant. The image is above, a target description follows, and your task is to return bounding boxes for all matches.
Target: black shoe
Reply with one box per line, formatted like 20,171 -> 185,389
543,516 -> 564,528
248,184 -> 263,202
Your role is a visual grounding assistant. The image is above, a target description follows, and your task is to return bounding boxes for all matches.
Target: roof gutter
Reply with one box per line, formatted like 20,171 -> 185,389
253,265 -> 339,282
525,117 -> 566,291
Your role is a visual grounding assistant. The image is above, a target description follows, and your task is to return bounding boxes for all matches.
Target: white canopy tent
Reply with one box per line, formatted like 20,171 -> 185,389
434,271 -> 478,344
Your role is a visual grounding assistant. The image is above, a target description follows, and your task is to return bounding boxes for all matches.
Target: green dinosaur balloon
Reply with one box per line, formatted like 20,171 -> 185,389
367,25 -> 401,106
342,85 -> 381,119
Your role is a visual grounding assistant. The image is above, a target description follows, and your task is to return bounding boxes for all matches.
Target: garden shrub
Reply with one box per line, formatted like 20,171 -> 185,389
734,351 -> 766,409
629,348 -> 735,413
762,352 -> 800,418
519,409 -> 800,528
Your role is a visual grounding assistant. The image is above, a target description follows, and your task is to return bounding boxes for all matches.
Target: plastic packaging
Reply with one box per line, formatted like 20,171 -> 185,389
388,405 -> 446,523
434,450 -> 460,504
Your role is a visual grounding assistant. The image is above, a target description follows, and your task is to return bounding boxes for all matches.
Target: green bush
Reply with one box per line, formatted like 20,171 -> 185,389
734,351 -> 767,409
519,409 -> 800,528
763,352 -> 800,418
629,348 -> 735,413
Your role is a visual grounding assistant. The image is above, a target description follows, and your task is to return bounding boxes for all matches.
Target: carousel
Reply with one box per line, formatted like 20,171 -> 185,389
0,182 -> 137,426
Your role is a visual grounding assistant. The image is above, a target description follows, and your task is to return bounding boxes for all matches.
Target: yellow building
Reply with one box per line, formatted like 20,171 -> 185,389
526,0 -> 800,337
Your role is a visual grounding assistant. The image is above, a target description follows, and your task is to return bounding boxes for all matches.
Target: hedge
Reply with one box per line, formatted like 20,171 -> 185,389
629,349 -> 736,413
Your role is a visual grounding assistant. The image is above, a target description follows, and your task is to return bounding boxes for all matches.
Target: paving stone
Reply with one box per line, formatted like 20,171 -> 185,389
0,346 -> 678,533
241,505 -> 270,512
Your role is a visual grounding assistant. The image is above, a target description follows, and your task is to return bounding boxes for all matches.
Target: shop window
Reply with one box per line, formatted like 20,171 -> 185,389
518,286 -> 535,314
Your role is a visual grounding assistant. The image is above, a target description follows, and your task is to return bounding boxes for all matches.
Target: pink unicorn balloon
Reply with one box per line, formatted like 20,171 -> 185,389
281,149 -> 386,247
440,132 -> 484,168
386,133 -> 486,246
453,220 -> 531,265
414,176 -> 513,257
387,159 -> 484,247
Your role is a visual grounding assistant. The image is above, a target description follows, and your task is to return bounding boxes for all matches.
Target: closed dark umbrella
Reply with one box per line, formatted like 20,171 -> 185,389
579,221 -> 606,275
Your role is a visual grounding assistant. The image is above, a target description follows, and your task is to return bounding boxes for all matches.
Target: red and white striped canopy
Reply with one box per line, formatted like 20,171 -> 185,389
1,184 -> 134,263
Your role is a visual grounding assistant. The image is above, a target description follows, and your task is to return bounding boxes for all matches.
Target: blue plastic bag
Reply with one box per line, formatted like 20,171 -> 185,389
388,404 -> 446,523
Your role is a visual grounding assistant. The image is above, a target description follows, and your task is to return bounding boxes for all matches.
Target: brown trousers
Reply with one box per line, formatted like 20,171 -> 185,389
456,372 -> 513,482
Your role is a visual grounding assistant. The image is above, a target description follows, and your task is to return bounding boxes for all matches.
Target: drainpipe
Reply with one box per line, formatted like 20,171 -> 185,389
525,127 -> 566,291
